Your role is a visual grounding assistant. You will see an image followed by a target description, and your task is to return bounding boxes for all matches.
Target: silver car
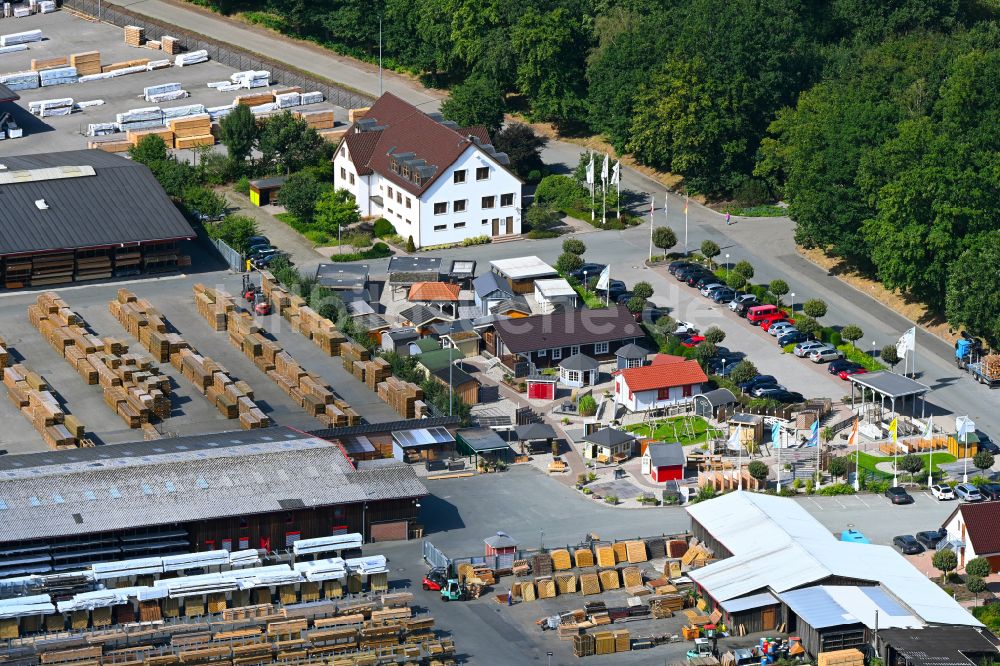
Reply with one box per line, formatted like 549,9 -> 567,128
730,294 -> 757,311
699,283 -> 725,297
809,347 -> 845,363
794,341 -> 828,358
768,322 -> 796,337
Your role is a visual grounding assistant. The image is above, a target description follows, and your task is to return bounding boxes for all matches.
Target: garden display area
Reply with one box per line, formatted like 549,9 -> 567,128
624,415 -> 721,445
851,450 -> 957,480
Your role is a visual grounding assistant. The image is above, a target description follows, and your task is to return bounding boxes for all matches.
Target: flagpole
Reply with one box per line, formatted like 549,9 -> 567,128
737,426 -> 742,491
776,424 -> 782,492
602,184 -> 606,227
606,266 -> 610,307
589,152 -> 595,222
648,195 -> 654,262
684,195 -> 689,255
616,166 -> 620,221
852,420 -> 860,491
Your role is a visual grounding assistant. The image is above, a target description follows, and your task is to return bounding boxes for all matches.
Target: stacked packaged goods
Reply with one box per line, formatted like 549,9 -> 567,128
300,91 -> 324,105
160,36 -> 179,55
69,51 -> 101,76
297,109 -> 335,129
124,25 -> 144,47
230,69 -> 269,88
174,49 -> 208,66
28,98 -> 73,117
126,126 -> 174,147
0,29 -> 43,47
169,113 -> 213,149
143,82 -> 186,103
38,66 -> 77,87
30,56 -> 67,71
0,71 -> 39,90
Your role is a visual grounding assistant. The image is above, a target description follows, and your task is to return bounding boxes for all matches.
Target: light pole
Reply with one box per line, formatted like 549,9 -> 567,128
789,292 -> 795,313
725,254 -> 730,281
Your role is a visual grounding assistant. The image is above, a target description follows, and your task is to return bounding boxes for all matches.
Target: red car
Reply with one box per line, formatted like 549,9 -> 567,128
839,366 -> 868,380
680,335 -> 706,348
760,318 -> 794,332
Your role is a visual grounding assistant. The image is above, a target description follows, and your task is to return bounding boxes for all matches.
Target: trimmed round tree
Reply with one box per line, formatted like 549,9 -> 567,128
880,345 -> 901,369
701,240 -> 721,268
966,557 -> 992,579
562,238 -> 587,256
841,324 -> 864,348
556,252 -> 584,273
733,260 -> 754,280
932,548 -> 958,582
803,298 -> 828,320
729,360 -> 758,385
974,451 -> 995,474
747,460 -> 769,483
703,326 -> 726,345
633,281 -> 654,300
653,226 -> 677,257
769,279 -> 789,306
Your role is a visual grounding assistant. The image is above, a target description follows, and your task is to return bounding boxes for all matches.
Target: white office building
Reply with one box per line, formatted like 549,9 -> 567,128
333,93 -> 524,248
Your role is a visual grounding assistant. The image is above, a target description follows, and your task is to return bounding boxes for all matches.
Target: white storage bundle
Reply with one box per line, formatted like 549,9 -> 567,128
227,549 -> 260,568
230,69 -> 269,89
250,102 -> 278,115
174,49 -> 208,67
39,0 -> 56,12
0,594 -> 54,620
0,30 -> 42,47
39,66 -> 77,87
143,81 -> 181,101
87,122 -> 119,136
116,105 -> 164,131
92,556 -> 163,581
76,99 -> 105,109
0,44 -> 29,55
161,550 -> 229,572
346,554 -> 388,576
206,103 -> 234,121
28,97 -> 72,117
275,91 -> 300,108
228,564 -> 301,588
12,6 -> 29,17
147,59 -> 171,71
299,91 -> 324,105
161,103 -> 206,120
147,89 -> 188,103
56,588 -> 136,613
292,533 -> 363,557
293,557 -> 347,582
0,71 -> 39,91
153,572 -> 240,598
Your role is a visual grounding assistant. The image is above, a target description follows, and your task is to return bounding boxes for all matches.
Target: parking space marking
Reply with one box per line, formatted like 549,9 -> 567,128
809,498 -> 824,510
855,495 -> 871,508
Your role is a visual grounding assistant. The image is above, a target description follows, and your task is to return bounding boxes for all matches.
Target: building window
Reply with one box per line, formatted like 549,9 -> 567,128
397,192 -> 402,203
454,199 -> 467,213
454,170 -> 467,184
454,222 -> 466,228
567,370 -> 579,383
501,193 -> 515,207
571,345 -> 580,355
538,349 -> 547,357
340,167 -> 346,179
221,538 -> 233,552
594,341 -> 609,354
387,208 -> 394,215
434,224 -> 447,231
682,384 -> 693,398
340,146 -> 346,157
349,173 -> 355,185
482,219 -> 489,225
552,348 -> 563,360
657,387 -> 670,400
387,185 -> 394,197
405,197 -> 411,209
434,202 -> 448,215
238,536 -> 249,550
476,166 -> 490,181
482,196 -> 496,209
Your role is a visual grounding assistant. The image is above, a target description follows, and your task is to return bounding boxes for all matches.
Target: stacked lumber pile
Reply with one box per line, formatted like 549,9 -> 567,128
341,341 -> 370,373
30,56 -> 67,71
101,57 -> 150,73
29,293 -> 172,430
127,126 -> 173,147
260,270 -> 349,356
297,109 -> 335,129
70,51 -> 101,76
983,354 -> 1000,377
2,346 -> 87,449
235,91 -> 274,107
109,289 -> 187,363
362,357 -> 392,390
192,285 -> 358,428
124,25 -> 145,47
377,376 -> 423,419
681,543 -> 712,568
818,649 -> 865,666
161,36 -> 180,55
170,114 -> 213,149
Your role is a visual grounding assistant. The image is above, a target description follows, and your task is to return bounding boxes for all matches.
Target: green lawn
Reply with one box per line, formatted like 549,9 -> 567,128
625,416 -> 721,445
851,451 -> 957,479
720,204 -> 786,217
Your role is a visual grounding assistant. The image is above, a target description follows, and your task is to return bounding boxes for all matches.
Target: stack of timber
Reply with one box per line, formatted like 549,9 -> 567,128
30,252 -> 74,286
2,344 -> 87,449
260,270 -> 348,356
192,285 -> 358,427
377,376 -> 423,419
74,250 -> 112,282
29,294 -> 172,429
235,91 -> 274,107
101,57 -> 149,73
170,113 -> 213,149
127,126 -> 173,147
296,109 -> 335,129
341,341 -> 370,373
30,56 -> 67,71
124,25 -> 145,47
109,289 -> 186,363
161,36 -> 180,55
69,51 -> 101,76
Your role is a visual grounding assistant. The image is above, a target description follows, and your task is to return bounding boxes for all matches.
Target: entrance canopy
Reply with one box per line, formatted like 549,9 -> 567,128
849,371 -> 930,399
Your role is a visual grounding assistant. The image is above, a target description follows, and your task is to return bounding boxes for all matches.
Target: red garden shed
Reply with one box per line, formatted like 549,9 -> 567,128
641,442 -> 686,483
526,374 -> 557,401
484,531 -> 518,557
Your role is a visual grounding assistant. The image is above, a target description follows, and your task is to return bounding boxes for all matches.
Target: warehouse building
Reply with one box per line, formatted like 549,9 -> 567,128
686,492 -> 983,657
0,427 -> 426,578
0,150 -> 195,289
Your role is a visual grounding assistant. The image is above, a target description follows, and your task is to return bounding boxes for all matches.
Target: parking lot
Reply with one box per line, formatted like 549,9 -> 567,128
0,263 -> 399,454
0,9 -> 346,153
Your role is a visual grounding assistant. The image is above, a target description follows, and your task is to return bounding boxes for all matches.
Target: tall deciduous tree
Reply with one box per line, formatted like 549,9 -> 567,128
492,123 -> 547,177
257,111 -> 328,174
314,189 -> 361,235
440,75 -> 506,135
219,103 -> 257,164
946,231 -> 1000,349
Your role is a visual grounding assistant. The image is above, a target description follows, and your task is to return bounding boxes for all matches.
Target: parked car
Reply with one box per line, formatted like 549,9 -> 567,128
568,263 -> 607,282
712,288 -> 737,303
892,535 -> 924,555
709,357 -> 740,376
694,275 -> 718,290
677,266 -> 710,282
795,341 -> 829,358
978,435 -> 999,455
930,484 -> 956,500
699,283 -> 725,297
885,486 -> 914,505
777,331 -> 807,346
754,388 -> 800,402
768,322 -> 796,337
809,347 -> 845,363
955,483 -> 984,501
247,243 -> 276,257
738,375 -> 777,392
683,271 -> 713,287
668,260 -> 694,275
760,318 -> 790,333
979,483 -> 1000,500
679,335 -> 706,348
614,292 -> 634,305
674,321 -> 699,335
916,528 -> 948,549
838,365 -> 868,380
827,359 -> 854,374
730,294 -> 758,312
750,383 -> 785,397
247,235 -> 271,248
252,252 -> 290,268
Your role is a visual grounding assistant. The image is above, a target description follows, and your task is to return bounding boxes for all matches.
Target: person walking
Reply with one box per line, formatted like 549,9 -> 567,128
725,212 -> 732,225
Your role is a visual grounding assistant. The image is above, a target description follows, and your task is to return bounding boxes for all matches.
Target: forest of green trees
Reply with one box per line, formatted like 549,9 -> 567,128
195,0 -> 1000,341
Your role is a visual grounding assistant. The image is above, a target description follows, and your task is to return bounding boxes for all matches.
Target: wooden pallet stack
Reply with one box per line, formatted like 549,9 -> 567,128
161,35 -> 180,54
193,283 -> 235,331
31,252 -> 75,286
362,357 -> 392,390
171,114 -> 214,149
102,57 -> 150,73
2,351 -> 87,449
70,50 -> 101,76
236,91 -> 275,107
170,347 -> 268,428
297,109 -> 335,129
30,56 -> 67,71
124,25 -> 145,47
74,250 -> 113,283
109,290 -> 187,363
341,341 -> 370,373
127,126 -> 174,147
378,376 -> 423,418
29,294 -> 173,430
260,270 -> 349,356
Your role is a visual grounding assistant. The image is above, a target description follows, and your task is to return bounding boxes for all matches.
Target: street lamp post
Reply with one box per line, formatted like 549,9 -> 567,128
725,254 -> 730,281
789,292 -> 795,313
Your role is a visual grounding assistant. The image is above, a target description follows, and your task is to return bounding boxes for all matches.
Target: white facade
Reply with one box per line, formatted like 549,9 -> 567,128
614,376 -> 699,412
943,508 -> 998,568
333,144 -> 521,249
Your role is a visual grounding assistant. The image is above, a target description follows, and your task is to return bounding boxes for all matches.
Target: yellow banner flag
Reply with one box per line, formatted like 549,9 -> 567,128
889,417 -> 898,442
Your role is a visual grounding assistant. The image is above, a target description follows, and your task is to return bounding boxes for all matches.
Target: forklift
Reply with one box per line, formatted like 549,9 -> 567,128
242,274 -> 271,316
440,579 -> 467,602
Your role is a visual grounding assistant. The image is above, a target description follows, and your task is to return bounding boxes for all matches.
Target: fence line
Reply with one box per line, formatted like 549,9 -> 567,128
62,0 -> 375,111
210,237 -> 243,272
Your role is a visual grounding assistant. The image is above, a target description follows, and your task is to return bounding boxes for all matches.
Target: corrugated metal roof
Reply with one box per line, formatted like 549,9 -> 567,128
490,256 -> 556,280
718,591 -> 778,613
686,492 -> 981,627
0,150 -> 195,256
0,427 -> 425,542
779,587 -> 859,629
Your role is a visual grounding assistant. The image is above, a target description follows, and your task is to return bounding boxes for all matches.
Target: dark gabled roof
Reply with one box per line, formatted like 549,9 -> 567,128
493,305 -> 642,353
514,423 -> 556,441
559,353 -> 599,371
0,150 -> 195,257
473,271 -> 513,299
945,502 -> 1000,555
581,427 -> 635,447
430,318 -> 475,337
0,83 -> 19,102
646,442 -> 685,468
429,363 -> 476,388
615,342 -> 650,359
249,175 -> 288,189
339,93 -> 520,197
388,256 -> 442,273
417,348 -> 463,371
400,304 -> 449,327
879,627 -> 998,666
315,263 -> 369,290
411,337 -> 440,353
382,327 -> 419,343
353,313 -> 390,331
491,296 -> 531,315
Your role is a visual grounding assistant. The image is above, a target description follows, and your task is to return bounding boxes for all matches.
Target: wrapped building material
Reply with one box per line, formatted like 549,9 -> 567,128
0,595 -> 55,619
228,564 -> 299,587
0,30 -> 43,47
231,69 -> 269,88
250,102 -> 278,115
228,550 -> 260,567
116,106 -> 162,124
0,71 -> 39,90
294,557 -> 347,582
161,104 -> 206,120
28,97 -> 72,117
56,588 -> 131,612
143,81 -> 181,100
39,66 -> 77,87
275,91 -> 300,108
75,99 -> 105,109
207,104 -> 234,121
0,44 -> 29,55
174,50 -> 208,67
146,59 -> 171,70
162,550 -> 229,572
345,555 -> 388,576
146,89 -> 188,103
299,91 -> 324,105
293,533 -> 363,556
92,556 -> 163,580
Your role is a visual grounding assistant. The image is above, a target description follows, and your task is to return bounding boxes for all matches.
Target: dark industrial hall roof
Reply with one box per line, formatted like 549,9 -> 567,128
0,150 -> 195,257
0,427 -> 426,543
0,83 -> 19,102
493,305 -> 641,353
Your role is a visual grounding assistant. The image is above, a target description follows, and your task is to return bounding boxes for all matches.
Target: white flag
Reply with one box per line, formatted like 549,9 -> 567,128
595,266 -> 610,292
896,327 -> 915,358
601,154 -> 609,184
727,427 -> 742,451
585,152 -> 594,185
956,415 -> 975,439
922,415 -> 934,440
611,160 -> 620,185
